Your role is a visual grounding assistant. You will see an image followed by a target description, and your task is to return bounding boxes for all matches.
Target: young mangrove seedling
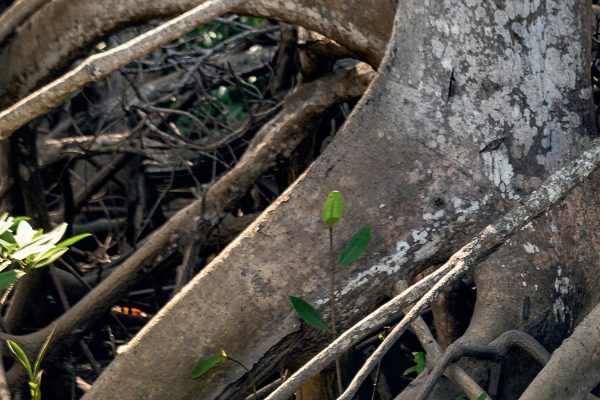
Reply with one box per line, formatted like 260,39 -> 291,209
289,190 -> 372,395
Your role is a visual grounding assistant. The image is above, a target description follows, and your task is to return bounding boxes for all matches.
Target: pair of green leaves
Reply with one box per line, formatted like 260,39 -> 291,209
6,328 -> 54,400
290,191 -> 372,332
323,191 -> 372,266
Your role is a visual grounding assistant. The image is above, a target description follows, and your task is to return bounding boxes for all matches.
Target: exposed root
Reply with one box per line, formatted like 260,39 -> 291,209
0,64 -> 373,391
267,136 -> 600,400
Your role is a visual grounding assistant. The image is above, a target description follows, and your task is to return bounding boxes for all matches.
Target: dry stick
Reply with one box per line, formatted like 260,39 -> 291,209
0,0 -> 244,141
393,281 -> 489,400
266,137 -> 600,400
172,241 -> 201,295
39,133 -> 138,166
2,65 -> 374,386
73,154 -> 132,213
244,378 -> 282,400
0,0 -> 50,44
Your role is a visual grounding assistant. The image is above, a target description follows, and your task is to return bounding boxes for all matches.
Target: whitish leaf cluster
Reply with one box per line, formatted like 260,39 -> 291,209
0,213 -> 90,290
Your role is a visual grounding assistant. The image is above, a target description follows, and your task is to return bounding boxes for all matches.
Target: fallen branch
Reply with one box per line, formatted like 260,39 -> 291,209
39,132 -> 206,167
0,0 -> 244,140
266,136 -> 600,400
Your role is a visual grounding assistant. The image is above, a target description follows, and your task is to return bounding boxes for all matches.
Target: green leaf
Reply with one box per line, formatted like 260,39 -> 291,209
10,223 -> 67,261
56,233 -> 92,248
38,223 -> 68,246
11,242 -> 52,261
7,340 -> 33,379
11,216 -> 30,223
403,352 -> 426,376
289,296 -> 330,332
322,191 -> 345,229
338,227 -> 372,267
414,351 -> 426,374
454,397 -> 467,400
0,230 -> 16,247
0,270 -> 25,291
478,393 -> 487,400
33,326 -> 54,375
192,354 -> 223,379
32,247 -> 68,268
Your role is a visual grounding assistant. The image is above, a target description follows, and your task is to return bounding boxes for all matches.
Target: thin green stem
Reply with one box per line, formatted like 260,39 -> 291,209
329,227 -> 343,395
227,356 -> 258,400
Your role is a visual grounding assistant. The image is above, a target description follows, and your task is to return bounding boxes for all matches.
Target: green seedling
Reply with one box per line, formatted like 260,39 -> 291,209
192,348 -> 257,399
289,296 -> 330,332
290,190 -> 372,394
6,328 -> 55,400
192,191 -> 373,397
402,351 -> 426,376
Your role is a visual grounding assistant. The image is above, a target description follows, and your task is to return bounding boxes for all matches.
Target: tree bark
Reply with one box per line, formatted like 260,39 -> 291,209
0,0 -> 597,398
80,0 -> 596,399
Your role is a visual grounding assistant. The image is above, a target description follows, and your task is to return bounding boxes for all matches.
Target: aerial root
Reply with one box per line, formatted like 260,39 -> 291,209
415,330 -> 548,400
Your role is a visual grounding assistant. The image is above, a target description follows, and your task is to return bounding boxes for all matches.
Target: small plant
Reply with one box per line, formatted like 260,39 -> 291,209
402,351 -> 426,376
289,190 -> 372,394
6,328 -> 54,400
0,213 -> 90,289
289,190 -> 373,333
192,191 -> 372,397
0,215 -> 88,399
192,348 -> 257,400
